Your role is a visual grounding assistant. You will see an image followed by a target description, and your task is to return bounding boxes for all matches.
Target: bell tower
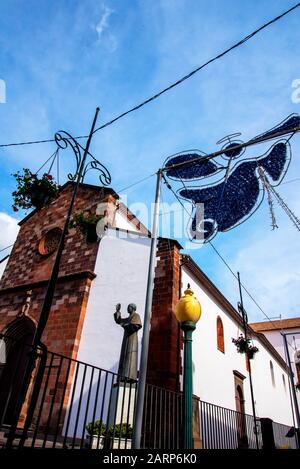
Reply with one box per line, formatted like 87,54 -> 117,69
0,182 -> 118,358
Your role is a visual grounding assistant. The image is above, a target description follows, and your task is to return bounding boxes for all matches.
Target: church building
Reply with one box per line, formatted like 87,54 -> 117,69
0,182 -> 298,448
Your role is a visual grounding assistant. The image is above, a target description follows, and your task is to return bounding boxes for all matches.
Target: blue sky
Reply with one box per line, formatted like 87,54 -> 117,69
1,0 -> 300,321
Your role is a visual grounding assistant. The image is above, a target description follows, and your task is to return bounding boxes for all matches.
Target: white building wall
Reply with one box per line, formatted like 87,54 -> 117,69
114,212 -> 140,233
258,328 -> 300,412
63,229 -> 151,437
181,267 -> 294,426
76,228 -> 151,372
260,328 -> 300,362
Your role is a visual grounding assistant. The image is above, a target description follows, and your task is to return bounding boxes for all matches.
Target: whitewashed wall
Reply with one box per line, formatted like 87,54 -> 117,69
64,228 -> 151,437
77,228 -> 151,372
114,212 -> 140,233
181,267 -> 294,426
257,328 -> 300,412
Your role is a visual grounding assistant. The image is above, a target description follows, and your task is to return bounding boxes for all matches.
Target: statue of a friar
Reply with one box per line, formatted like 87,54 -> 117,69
114,303 -> 142,381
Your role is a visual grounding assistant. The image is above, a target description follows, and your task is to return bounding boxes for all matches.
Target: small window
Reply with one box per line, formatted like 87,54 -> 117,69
282,374 -> 286,393
270,361 -> 275,387
217,316 -> 225,353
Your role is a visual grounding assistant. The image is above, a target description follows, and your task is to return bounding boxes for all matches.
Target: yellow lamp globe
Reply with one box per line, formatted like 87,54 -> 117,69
175,284 -> 201,323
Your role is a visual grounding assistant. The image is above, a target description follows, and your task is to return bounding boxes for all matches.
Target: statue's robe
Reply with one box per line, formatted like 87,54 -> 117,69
115,312 -> 142,381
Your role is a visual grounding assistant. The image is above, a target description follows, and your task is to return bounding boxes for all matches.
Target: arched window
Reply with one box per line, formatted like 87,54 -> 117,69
270,361 -> 275,387
217,316 -> 225,353
282,374 -> 286,393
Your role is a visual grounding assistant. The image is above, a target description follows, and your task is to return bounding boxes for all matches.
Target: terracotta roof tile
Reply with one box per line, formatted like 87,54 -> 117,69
250,318 -> 300,331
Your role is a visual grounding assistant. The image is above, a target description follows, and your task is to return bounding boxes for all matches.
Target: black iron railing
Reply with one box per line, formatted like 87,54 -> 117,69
0,335 -> 297,449
272,421 -> 298,449
142,383 -> 183,449
0,335 -> 137,449
199,400 -> 262,449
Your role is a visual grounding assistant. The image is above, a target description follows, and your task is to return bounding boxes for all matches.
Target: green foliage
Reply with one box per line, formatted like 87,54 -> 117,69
85,419 -> 107,436
70,211 -> 104,235
232,334 -> 259,356
12,168 -> 59,212
108,423 -> 133,438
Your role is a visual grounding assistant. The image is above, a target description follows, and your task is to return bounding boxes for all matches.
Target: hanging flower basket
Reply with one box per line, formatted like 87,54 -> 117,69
247,345 -> 259,360
232,334 -> 259,358
70,211 -> 104,243
232,335 -> 249,354
12,168 -> 59,212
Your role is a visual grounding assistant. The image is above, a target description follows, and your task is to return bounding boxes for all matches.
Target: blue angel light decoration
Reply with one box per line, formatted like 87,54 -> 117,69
164,114 -> 300,243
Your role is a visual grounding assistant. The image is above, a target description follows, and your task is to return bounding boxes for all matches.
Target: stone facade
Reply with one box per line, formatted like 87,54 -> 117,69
147,238 -> 183,392
0,182 -> 118,357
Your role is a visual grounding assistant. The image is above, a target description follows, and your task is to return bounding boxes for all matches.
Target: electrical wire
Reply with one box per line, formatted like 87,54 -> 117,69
0,244 -> 13,253
1,2 -> 299,149
0,172 -> 156,269
208,242 -> 296,350
281,177 -> 300,186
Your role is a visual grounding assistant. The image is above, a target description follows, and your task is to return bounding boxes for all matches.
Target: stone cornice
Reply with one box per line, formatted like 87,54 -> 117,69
0,270 -> 96,296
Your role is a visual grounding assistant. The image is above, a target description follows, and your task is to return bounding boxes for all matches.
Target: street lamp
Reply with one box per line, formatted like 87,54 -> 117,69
175,283 -> 201,449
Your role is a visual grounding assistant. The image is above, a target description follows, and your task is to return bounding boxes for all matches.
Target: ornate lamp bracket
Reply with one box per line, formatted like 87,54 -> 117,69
54,130 -> 111,186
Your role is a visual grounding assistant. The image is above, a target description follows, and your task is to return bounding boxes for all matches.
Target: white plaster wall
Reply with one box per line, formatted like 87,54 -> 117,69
260,328 -> 300,413
114,211 -> 140,233
181,267 -> 294,426
260,328 -> 300,362
64,228 -> 151,437
77,228 -> 151,372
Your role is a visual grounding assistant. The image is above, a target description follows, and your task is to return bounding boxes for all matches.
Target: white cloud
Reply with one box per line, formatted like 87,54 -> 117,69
0,212 -> 19,279
93,5 -> 117,52
95,5 -> 114,39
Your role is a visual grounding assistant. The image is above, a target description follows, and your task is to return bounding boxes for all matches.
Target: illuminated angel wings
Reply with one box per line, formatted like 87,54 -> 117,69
164,114 -> 300,243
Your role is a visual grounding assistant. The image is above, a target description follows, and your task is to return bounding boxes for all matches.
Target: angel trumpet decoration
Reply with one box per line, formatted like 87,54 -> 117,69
164,114 -> 300,243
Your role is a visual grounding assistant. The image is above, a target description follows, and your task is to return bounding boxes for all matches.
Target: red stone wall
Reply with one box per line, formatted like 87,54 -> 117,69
0,182 -> 117,355
0,275 -> 92,357
147,238 -> 183,392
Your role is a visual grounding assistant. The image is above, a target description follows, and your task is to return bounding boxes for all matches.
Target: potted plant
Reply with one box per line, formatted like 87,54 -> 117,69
70,211 -> 104,243
85,419 -> 107,449
108,423 -> 133,449
232,335 -> 259,359
232,335 -> 250,354
247,345 -> 259,360
12,168 -> 59,212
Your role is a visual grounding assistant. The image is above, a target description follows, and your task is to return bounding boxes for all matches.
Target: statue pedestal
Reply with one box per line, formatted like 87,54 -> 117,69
107,382 -> 137,428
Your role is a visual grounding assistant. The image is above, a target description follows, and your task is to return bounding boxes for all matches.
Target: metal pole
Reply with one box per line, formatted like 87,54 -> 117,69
5,107 -> 100,448
33,106 -> 100,348
282,332 -> 300,448
237,272 -> 259,449
132,169 -> 163,449
181,321 -> 196,449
